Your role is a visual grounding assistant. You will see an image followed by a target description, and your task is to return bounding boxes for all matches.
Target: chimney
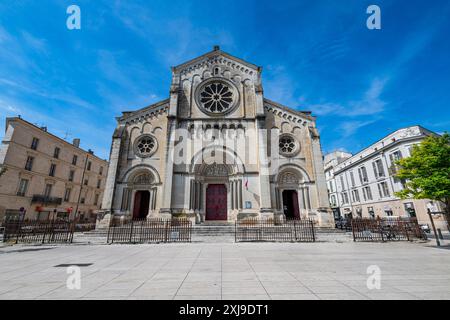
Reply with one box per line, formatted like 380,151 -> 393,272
73,138 -> 80,148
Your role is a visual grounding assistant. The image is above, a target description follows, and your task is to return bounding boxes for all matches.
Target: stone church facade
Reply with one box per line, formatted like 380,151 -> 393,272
99,47 -> 332,227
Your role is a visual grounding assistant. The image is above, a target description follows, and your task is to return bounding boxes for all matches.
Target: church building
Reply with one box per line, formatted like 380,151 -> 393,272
99,47 -> 333,227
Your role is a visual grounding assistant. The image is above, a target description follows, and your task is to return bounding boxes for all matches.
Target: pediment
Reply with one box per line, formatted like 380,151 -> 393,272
173,47 -> 261,77
118,99 -> 169,125
264,98 -> 314,125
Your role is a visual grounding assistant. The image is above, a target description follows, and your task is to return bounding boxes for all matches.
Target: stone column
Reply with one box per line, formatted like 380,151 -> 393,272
256,117 -> 273,218
309,126 -> 333,227
160,117 -> 177,218
98,125 -> 124,228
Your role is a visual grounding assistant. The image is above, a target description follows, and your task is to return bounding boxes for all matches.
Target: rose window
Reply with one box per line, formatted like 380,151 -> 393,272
196,79 -> 239,116
199,82 -> 234,113
134,135 -> 157,158
279,135 -> 299,156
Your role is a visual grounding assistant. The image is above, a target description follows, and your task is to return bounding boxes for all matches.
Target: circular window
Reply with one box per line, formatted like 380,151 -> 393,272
279,134 -> 300,157
134,135 -> 157,158
196,78 -> 238,116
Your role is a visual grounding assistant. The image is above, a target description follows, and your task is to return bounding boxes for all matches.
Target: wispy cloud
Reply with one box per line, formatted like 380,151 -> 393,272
21,31 -> 47,54
308,77 -> 388,117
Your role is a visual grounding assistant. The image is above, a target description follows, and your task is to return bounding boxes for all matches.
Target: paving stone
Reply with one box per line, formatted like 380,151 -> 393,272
0,241 -> 449,300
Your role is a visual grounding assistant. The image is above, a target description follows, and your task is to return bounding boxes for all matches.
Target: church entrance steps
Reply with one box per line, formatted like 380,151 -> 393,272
70,227 -> 353,243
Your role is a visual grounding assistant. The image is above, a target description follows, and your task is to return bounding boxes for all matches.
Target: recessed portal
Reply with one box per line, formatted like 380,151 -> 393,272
206,184 -> 227,221
133,190 -> 150,220
282,190 -> 300,219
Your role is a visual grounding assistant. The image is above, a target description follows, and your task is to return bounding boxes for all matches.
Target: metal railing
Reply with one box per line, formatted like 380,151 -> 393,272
31,195 -> 63,205
2,219 -> 74,244
351,217 -> 426,242
235,218 -> 316,242
107,218 -> 192,243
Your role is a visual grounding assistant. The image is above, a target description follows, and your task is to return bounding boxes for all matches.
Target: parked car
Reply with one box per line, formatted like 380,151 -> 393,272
420,224 -> 431,233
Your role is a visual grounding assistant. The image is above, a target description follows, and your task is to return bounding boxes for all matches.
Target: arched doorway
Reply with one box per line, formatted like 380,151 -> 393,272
282,190 -> 300,219
206,184 -> 227,220
133,190 -> 150,220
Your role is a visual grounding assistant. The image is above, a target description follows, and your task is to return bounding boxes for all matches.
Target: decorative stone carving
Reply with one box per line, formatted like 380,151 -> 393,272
204,163 -> 229,177
134,134 -> 158,158
279,172 -> 300,185
195,78 -> 239,116
279,134 -> 300,157
133,173 -> 153,185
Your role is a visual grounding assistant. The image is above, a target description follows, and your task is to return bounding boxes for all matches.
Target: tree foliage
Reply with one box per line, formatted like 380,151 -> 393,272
395,133 -> 450,214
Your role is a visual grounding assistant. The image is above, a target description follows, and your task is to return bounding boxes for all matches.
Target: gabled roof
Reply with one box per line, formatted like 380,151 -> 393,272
118,99 -> 169,122
264,98 -> 315,121
172,46 -> 261,73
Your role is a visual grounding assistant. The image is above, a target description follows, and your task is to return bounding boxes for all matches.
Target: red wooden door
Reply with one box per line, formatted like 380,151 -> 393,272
292,191 -> 300,219
133,192 -> 142,220
206,184 -> 227,220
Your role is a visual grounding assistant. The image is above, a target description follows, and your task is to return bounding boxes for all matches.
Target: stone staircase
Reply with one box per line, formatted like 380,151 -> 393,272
72,229 -> 109,244
314,228 -> 354,243
71,225 -> 354,244
192,223 -> 236,243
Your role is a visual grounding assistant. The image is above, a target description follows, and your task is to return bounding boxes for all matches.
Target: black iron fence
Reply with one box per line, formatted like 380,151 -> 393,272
235,218 -> 316,242
107,218 -> 192,243
2,219 -> 74,244
351,217 -> 426,242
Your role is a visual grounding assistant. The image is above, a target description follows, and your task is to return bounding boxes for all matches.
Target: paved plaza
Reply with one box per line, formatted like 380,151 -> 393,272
0,241 -> 449,300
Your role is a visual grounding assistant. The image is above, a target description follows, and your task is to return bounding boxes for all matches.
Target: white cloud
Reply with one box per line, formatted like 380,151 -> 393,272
307,77 -> 388,117
21,31 -> 47,54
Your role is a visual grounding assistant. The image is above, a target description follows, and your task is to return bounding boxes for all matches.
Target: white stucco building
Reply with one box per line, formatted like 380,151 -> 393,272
99,47 -> 333,227
326,126 -> 448,229
324,151 -> 352,220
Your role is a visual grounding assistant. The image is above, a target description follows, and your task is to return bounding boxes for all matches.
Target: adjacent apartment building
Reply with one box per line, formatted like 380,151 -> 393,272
324,150 -> 352,220
325,126 -> 448,229
0,117 -> 109,221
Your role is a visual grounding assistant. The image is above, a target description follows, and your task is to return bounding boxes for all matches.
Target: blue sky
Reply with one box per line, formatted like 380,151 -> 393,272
0,0 -> 449,160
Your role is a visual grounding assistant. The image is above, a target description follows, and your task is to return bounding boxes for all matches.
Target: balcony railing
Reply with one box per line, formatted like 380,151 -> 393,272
31,195 -> 63,205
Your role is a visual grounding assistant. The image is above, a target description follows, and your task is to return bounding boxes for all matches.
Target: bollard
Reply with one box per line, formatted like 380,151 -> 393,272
437,229 -> 444,240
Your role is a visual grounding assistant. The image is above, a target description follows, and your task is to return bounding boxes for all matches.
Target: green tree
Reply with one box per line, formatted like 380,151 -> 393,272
395,133 -> 450,225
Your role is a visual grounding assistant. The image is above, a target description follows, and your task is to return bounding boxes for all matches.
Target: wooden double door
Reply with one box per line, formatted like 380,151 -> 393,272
133,190 -> 150,220
206,184 -> 227,221
282,190 -> 300,219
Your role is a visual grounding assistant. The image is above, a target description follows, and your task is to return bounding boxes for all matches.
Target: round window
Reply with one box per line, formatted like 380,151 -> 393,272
196,78 -> 238,116
279,134 -> 300,156
134,135 -> 157,158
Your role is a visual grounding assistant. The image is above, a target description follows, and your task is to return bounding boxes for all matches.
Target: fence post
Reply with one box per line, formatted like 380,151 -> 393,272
351,220 -> 356,242
130,219 -> 134,243
16,218 -> 23,244
403,218 -> 410,241
379,219 -> 385,242
311,220 -> 316,242
164,220 -> 168,243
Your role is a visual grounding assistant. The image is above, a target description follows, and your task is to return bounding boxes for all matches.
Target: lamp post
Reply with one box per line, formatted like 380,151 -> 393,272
427,208 -> 440,247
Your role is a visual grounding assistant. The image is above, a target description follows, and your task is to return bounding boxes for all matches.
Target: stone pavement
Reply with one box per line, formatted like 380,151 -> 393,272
0,241 -> 449,300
